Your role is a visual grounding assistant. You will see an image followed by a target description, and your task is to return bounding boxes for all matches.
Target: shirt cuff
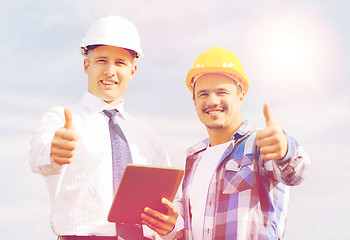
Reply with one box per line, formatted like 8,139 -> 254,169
276,133 -> 295,163
38,157 -> 65,176
273,133 -> 297,181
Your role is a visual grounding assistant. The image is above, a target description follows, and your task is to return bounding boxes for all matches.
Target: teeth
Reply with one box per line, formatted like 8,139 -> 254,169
208,110 -> 222,114
101,80 -> 117,85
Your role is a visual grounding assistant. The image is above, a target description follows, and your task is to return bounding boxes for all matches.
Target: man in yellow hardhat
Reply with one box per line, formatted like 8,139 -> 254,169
141,46 -> 310,239
30,15 -> 173,240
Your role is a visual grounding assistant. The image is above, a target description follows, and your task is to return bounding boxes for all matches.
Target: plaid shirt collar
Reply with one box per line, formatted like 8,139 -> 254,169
186,120 -> 255,157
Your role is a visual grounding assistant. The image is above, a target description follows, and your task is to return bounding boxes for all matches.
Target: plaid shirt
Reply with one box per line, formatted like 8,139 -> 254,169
181,121 -> 310,240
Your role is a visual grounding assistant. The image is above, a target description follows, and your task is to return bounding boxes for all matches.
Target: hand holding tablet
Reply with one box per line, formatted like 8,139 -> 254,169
108,164 -> 184,224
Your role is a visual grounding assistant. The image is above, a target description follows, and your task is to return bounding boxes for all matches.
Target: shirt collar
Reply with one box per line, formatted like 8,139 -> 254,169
81,91 -> 129,119
186,120 -> 255,156
232,120 -> 255,141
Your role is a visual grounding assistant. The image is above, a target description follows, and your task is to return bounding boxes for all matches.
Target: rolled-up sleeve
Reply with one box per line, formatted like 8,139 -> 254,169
264,133 -> 310,186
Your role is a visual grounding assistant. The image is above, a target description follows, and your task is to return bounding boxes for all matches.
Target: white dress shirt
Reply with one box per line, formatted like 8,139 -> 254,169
30,92 -> 171,238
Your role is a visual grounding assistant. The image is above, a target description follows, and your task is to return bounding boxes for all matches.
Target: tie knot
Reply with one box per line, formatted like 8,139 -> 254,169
103,109 -> 117,118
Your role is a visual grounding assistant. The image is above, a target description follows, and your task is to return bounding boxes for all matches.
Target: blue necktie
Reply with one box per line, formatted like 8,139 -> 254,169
103,109 -> 132,194
103,110 -> 143,239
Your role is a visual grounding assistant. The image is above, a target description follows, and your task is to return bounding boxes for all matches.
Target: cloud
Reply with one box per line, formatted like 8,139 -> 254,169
1,0 -> 350,239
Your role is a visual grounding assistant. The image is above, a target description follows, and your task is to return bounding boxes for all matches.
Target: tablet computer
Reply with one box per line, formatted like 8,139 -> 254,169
108,164 -> 184,224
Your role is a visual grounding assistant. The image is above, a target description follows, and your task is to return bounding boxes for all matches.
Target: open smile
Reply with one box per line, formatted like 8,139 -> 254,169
100,79 -> 118,86
204,108 -> 225,115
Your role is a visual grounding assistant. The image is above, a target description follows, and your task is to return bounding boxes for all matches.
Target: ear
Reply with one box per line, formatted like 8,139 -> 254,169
239,91 -> 245,101
192,95 -> 197,108
131,64 -> 137,76
83,58 -> 89,74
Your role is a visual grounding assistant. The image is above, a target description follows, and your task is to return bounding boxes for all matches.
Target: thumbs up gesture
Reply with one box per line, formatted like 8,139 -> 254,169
256,103 -> 288,161
50,107 -> 78,165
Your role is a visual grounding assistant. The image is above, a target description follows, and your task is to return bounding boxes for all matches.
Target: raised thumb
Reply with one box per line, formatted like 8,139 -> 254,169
64,107 -> 73,129
263,102 -> 273,126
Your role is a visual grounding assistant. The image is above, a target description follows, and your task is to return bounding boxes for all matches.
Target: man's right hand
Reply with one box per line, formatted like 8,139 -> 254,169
50,107 -> 78,165
141,198 -> 178,236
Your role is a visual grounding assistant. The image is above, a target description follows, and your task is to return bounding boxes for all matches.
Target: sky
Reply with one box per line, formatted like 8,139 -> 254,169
0,0 -> 349,239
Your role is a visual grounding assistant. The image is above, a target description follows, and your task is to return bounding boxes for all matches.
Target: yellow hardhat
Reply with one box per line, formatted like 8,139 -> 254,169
186,46 -> 249,94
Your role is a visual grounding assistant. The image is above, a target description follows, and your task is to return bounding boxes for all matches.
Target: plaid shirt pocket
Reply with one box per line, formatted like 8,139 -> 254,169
223,155 -> 254,194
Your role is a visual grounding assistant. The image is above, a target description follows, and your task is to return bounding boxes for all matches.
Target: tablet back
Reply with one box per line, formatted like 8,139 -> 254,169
108,164 -> 184,224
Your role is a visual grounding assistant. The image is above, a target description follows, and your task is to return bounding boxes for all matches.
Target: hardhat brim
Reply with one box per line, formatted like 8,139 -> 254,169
79,16 -> 144,58
186,67 -> 249,94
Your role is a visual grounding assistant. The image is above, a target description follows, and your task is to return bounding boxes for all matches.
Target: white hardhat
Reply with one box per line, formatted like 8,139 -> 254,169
80,15 -> 143,58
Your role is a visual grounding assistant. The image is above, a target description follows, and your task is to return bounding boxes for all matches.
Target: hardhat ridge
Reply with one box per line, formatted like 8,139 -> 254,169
186,46 -> 249,94
80,15 -> 143,58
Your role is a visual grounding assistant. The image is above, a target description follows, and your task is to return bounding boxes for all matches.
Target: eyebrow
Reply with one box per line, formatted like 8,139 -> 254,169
197,88 -> 229,94
95,56 -> 128,62
215,88 -> 229,92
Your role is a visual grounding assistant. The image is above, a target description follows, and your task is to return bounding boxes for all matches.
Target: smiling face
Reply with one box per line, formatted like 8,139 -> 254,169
193,73 -> 245,134
84,45 -> 137,106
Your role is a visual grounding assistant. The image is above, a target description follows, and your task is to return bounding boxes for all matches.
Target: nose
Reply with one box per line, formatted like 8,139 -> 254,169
207,93 -> 221,106
104,64 -> 116,77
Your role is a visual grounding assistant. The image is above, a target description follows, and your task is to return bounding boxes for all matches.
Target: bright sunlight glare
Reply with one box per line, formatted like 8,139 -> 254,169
268,35 -> 308,69
244,5 -> 340,98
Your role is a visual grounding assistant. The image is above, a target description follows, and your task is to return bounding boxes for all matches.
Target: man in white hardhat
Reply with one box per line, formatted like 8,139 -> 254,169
30,15 -> 173,240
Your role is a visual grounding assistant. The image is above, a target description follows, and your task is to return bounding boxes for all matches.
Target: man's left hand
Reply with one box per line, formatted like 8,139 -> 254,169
256,103 -> 288,161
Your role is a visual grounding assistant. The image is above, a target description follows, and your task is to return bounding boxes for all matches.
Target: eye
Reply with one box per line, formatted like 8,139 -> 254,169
96,59 -> 107,63
217,91 -> 228,95
115,60 -> 126,66
198,92 -> 208,98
